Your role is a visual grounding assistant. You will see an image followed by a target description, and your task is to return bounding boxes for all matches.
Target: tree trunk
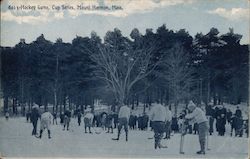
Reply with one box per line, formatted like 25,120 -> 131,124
4,96 -> 8,112
207,79 -> 210,105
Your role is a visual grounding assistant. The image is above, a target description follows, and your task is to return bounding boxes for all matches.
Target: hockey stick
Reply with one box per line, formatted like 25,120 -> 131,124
179,134 -> 185,154
179,120 -> 188,154
206,132 -> 210,151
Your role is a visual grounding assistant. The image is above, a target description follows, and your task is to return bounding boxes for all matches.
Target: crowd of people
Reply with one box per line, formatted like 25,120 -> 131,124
4,102 -> 249,154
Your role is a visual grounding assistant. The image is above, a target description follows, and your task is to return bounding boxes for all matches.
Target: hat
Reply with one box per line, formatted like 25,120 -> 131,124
188,101 -> 196,109
32,104 -> 39,109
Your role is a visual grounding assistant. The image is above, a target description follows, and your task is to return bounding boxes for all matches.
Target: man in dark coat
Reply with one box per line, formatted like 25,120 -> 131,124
138,114 -> 143,130
113,113 -> 118,129
60,113 -> 64,124
226,109 -> 232,124
142,114 -> 149,130
105,113 -> 114,133
53,112 -> 57,125
206,103 -> 215,135
63,109 -> 71,131
171,115 -> 179,133
129,115 -> 135,130
215,105 -> 227,136
77,111 -> 82,126
234,116 -> 244,137
235,106 -> 242,118
30,105 -> 40,136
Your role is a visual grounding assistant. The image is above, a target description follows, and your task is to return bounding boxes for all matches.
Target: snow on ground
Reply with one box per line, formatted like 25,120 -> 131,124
0,117 -> 248,158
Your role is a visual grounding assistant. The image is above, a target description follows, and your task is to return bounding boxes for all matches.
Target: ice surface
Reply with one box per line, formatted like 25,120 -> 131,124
0,117 -> 248,158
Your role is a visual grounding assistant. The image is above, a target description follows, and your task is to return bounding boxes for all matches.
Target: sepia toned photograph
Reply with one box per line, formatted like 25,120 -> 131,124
0,0 -> 249,158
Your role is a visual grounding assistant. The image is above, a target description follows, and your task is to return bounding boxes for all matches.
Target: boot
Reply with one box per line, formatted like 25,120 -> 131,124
196,150 -> 205,154
126,133 -> 128,142
197,141 -> 205,154
114,133 -> 120,140
154,142 -> 158,149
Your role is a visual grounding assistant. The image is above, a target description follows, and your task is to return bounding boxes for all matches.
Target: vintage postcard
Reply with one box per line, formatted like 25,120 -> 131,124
0,0 -> 249,158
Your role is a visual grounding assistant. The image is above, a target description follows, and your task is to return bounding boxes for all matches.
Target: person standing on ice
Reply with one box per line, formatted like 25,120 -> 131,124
77,111 -> 82,126
185,101 -> 208,155
113,105 -> 130,141
30,105 -> 40,136
149,103 -> 168,149
63,109 -> 71,131
38,108 -> 53,139
235,106 -> 242,118
83,111 -> 94,133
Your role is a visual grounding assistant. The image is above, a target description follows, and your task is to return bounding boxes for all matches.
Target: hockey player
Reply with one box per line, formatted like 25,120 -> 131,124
30,105 -> 40,136
185,101 -> 208,155
38,108 -> 53,139
149,103 -> 168,149
113,105 -> 130,141
84,111 -> 94,133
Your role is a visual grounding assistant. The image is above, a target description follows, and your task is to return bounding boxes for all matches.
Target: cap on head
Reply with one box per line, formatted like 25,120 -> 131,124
188,100 -> 196,110
32,104 -> 39,109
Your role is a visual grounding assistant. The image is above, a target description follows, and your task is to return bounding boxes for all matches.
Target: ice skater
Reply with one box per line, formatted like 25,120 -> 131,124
149,103 -> 168,149
38,108 -> 53,139
185,101 -> 208,155
113,105 -> 130,141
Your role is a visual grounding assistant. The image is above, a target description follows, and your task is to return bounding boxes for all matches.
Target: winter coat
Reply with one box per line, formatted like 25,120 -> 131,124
149,104 -> 167,122
185,107 -> 208,124
30,108 -> 40,122
118,105 -> 130,121
235,109 -> 242,118
64,110 -> 71,118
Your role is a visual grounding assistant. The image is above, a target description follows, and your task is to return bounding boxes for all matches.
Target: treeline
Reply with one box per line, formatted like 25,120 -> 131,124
1,25 -> 248,115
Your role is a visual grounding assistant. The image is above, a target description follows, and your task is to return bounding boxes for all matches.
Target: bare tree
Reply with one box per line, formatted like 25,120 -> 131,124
89,42 -> 160,106
161,43 -> 195,115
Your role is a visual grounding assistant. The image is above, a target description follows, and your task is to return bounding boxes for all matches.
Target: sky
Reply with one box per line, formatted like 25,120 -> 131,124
0,0 -> 249,47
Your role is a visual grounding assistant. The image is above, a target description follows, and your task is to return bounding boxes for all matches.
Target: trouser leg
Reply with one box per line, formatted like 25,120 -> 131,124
48,130 -> 51,138
117,124 -> 122,139
198,122 -> 208,152
39,129 -> 43,138
125,124 -> 128,141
